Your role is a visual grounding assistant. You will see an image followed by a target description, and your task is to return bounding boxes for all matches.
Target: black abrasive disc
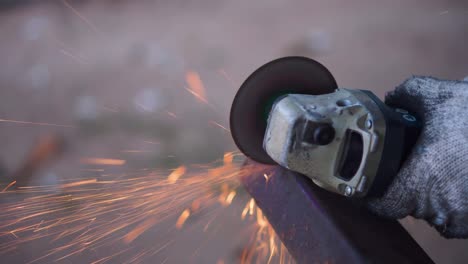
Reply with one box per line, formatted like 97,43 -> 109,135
230,57 -> 338,164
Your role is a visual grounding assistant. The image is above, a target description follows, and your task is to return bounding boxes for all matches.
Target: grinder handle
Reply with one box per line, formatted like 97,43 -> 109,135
389,108 -> 422,167
361,90 -> 422,197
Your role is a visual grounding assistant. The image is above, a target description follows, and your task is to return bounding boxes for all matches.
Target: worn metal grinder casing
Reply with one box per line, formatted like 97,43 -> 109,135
230,56 -> 421,198
231,57 -> 431,263
264,89 -> 388,197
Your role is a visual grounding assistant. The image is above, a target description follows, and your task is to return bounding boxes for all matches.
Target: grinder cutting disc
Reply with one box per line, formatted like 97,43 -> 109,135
230,56 -> 338,164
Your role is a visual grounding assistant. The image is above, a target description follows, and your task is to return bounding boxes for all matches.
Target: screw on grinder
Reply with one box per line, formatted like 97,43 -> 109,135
230,57 -> 421,197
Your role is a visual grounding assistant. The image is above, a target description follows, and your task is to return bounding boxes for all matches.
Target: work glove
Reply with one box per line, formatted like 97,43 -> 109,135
367,76 -> 468,238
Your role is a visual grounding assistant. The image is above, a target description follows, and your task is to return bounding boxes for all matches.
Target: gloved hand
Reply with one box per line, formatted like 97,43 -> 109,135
367,76 -> 468,238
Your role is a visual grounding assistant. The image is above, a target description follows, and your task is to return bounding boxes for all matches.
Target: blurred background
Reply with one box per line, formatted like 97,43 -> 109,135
0,0 -> 467,263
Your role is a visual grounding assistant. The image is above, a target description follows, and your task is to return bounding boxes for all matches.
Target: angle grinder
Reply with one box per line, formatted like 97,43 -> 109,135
230,57 -> 421,197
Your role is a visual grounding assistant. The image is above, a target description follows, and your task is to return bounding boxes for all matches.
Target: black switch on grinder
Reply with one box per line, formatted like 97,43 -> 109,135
230,57 -> 421,197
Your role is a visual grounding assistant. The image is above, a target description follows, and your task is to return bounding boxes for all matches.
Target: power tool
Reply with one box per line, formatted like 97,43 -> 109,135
230,57 -> 421,197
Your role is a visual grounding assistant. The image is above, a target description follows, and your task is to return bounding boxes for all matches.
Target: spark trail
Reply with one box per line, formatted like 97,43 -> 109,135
0,153 -> 292,263
0,65 -> 294,263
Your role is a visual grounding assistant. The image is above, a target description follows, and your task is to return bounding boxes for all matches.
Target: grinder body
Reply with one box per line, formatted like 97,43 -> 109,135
230,57 -> 421,198
263,89 -> 420,197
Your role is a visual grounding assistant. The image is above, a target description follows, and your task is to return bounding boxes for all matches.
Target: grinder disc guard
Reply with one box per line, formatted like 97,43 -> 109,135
230,57 -> 338,164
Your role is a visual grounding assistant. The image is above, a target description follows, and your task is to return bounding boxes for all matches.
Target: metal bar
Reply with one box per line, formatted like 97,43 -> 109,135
240,161 -> 434,264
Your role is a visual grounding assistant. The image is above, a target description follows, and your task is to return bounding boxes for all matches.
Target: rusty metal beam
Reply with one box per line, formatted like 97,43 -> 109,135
240,161 -> 434,264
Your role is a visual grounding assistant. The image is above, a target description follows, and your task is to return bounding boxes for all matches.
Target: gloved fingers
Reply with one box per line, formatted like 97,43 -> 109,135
384,76 -> 445,117
384,76 -> 468,119
370,76 -> 468,239
366,149 -> 424,220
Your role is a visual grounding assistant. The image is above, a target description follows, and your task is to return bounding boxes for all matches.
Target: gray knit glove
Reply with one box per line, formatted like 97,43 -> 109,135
367,76 -> 468,238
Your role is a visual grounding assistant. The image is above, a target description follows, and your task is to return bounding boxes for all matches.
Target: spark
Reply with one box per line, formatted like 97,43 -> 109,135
60,49 -> 89,65
225,191 -> 236,205
167,166 -> 186,184
439,10 -> 449,15
263,173 -> 270,182
50,33 -> 90,65
9,231 -> 18,239
101,106 -> 119,113
80,158 -> 126,166
209,120 -> 231,133
241,205 -> 249,220
135,102 -> 151,112
175,209 -> 191,229
0,153 -> 289,263
241,198 -> 256,220
185,71 -> 207,102
2,181 -> 16,192
268,224 -> 278,263
256,207 -> 268,228
240,199 -> 294,264
165,111 -> 178,119
0,118 -> 73,128
142,140 -> 160,145
249,198 -> 255,216
223,152 -> 234,165
120,150 -> 152,153
60,0 -> 101,34
185,87 -> 209,104
124,218 -> 158,244
217,68 -> 236,88
61,179 -> 97,188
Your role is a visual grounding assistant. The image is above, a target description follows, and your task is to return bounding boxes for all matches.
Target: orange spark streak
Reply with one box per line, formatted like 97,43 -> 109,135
268,226 -> 277,264
167,166 -> 186,184
209,121 -> 231,133
256,208 -> 268,228
185,71 -> 206,102
0,156 -> 281,263
223,152 -> 233,165
263,173 -> 270,182
225,191 -> 236,205
60,0 -> 101,34
242,198 -> 256,220
2,181 -> 16,192
61,179 -> 97,188
249,198 -> 255,216
124,218 -> 158,244
55,248 -> 85,261
80,158 -> 126,166
185,88 -> 209,104
175,209 -> 190,229
240,199 -> 293,264
0,118 -> 73,128
241,205 -> 249,220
